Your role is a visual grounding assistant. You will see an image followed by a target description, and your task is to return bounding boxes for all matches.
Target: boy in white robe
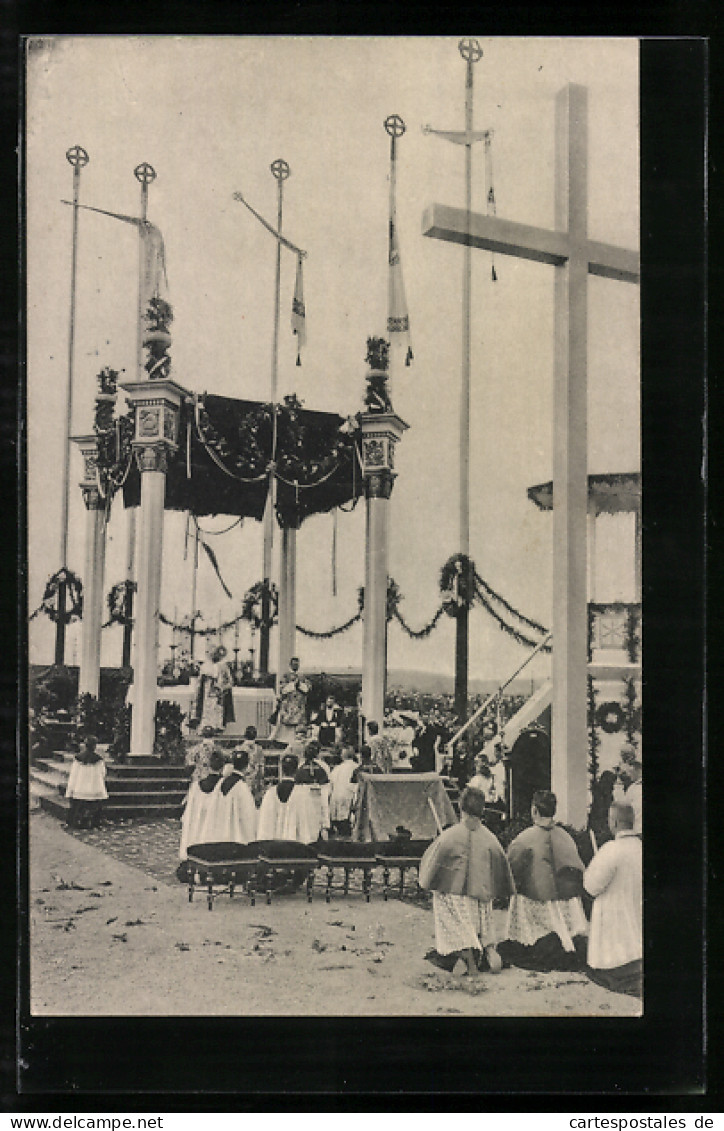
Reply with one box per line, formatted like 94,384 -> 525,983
328,744 -> 358,836
583,801 -> 642,997
179,750 -> 225,860
208,747 -> 258,845
257,754 -> 299,840
284,741 -> 330,844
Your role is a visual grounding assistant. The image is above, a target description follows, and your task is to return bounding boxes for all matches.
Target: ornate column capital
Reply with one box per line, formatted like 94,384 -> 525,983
120,376 -> 190,474
365,469 -> 395,499
81,484 -> 104,510
134,442 -> 169,474
358,410 -> 409,497
71,432 -> 100,490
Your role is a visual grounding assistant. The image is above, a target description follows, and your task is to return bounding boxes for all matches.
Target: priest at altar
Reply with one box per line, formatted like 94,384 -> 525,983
193,645 -> 235,734
272,657 -> 311,744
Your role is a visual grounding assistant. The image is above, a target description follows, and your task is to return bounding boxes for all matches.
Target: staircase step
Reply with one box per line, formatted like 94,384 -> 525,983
106,764 -> 192,780
106,777 -> 190,794
39,794 -> 183,822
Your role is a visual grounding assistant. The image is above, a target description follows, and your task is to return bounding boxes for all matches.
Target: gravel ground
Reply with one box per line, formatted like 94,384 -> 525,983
28,810 -> 641,1018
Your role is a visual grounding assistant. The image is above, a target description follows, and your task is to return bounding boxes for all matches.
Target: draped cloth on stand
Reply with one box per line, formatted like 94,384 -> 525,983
352,773 -> 455,842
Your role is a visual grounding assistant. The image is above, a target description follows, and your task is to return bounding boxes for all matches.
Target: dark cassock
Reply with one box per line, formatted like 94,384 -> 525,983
312,698 -> 344,750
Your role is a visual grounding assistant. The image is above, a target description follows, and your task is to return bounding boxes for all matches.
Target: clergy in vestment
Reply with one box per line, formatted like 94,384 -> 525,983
208,747 -> 258,845
257,754 -> 300,840
503,790 -> 588,970
583,801 -> 642,997
419,786 -> 515,977
312,695 -> 344,752
284,740 -> 331,843
194,646 -> 235,733
179,749 -> 225,860
272,657 -> 311,744
366,720 -> 392,773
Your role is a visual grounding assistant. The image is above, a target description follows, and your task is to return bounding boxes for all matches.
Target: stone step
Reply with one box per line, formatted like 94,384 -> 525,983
103,776 -> 191,794
39,794 -> 183,822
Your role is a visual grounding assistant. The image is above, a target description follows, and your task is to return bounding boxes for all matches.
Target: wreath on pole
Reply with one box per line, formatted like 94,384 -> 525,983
241,581 -> 279,631
30,568 -> 83,624
440,554 -> 477,616
595,700 -> 626,734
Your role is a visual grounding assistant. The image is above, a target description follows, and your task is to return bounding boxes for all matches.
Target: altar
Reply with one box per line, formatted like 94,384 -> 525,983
157,683 -> 276,739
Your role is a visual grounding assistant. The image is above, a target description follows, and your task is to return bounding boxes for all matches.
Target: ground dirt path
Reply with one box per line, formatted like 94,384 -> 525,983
28,812 -> 640,1017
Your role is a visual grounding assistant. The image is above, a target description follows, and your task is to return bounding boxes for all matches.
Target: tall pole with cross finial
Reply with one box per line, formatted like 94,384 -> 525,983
259,158 -> 290,677
122,161 -> 157,670
56,144 -> 89,666
423,38 -> 487,724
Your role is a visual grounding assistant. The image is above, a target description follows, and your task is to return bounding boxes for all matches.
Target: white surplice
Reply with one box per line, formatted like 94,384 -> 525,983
583,830 -> 642,969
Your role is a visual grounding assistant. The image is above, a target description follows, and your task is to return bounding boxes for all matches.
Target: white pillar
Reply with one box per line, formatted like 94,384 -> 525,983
131,464 -> 165,756
71,433 -> 108,699
121,377 -> 187,758
551,84 -> 589,828
277,525 -> 297,682
359,408 -> 408,732
362,484 -> 390,727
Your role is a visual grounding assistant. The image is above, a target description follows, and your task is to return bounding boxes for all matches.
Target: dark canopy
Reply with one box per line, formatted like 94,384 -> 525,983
122,394 -> 363,528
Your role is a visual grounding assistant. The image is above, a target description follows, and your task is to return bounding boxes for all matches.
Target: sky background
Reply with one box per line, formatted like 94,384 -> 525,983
26,36 -> 639,684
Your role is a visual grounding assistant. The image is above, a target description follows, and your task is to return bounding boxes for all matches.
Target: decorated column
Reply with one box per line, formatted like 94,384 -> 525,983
121,376 -> 187,757
72,435 -> 106,698
359,343 -> 408,730
277,524 -> 297,682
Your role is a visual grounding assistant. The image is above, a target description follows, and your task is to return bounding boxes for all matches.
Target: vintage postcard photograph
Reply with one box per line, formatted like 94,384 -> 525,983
25,35 -> 642,1022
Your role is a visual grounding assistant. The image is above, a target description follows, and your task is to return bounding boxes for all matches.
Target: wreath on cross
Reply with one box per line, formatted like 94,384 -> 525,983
241,581 -> 279,630
105,580 -> 137,627
440,553 -> 477,616
32,568 -> 83,625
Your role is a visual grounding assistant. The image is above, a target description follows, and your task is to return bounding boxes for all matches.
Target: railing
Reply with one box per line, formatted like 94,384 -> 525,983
447,632 -> 553,751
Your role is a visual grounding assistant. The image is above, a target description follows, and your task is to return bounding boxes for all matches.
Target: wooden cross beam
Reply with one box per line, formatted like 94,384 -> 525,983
422,83 -> 640,826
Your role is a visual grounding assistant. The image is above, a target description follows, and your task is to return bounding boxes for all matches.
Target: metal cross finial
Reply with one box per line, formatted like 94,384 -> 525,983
384,114 -> 406,139
459,38 -> 483,63
271,158 -> 290,181
134,162 -> 156,185
66,145 -> 89,168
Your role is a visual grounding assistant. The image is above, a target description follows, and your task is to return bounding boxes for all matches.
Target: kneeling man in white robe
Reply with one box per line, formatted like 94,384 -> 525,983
584,800 -> 642,998
208,747 -> 258,844
284,740 -> 331,844
257,753 -> 300,840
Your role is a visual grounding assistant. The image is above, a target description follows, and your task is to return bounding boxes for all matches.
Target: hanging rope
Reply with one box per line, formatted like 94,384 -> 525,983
194,516 -> 243,537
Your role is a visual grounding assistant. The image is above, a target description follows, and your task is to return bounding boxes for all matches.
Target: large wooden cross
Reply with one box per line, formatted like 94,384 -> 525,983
423,84 -> 639,825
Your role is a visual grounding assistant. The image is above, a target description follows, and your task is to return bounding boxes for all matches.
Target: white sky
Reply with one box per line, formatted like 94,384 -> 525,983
26,36 -> 639,682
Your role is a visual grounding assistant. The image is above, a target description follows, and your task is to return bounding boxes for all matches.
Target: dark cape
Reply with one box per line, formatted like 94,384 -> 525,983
419,821 -> 515,902
507,823 -> 585,902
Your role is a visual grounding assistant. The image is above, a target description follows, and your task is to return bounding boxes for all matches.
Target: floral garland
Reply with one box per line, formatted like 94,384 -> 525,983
104,580 -> 136,628
144,297 -> 173,381
595,700 -> 626,734
29,568 -> 83,624
241,581 -> 279,630
587,676 -> 600,784
622,676 -> 641,743
195,393 -> 354,493
296,613 -> 362,639
474,570 -> 550,638
158,610 -> 247,637
625,605 -> 640,664
357,577 -> 403,622
93,367 -> 134,502
393,606 -> 444,640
